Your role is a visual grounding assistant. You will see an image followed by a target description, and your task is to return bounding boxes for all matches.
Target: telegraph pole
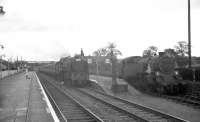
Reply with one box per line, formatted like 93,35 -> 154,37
0,45 -> 4,79
188,0 -> 192,68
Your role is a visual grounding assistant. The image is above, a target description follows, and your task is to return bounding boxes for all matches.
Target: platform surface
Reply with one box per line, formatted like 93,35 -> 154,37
0,72 -> 55,122
90,75 -> 138,95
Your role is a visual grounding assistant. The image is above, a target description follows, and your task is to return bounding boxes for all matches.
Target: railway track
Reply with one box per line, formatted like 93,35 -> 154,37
37,73 -> 189,122
40,78 -> 104,122
65,89 -> 144,122
148,93 -> 200,109
76,88 -> 189,122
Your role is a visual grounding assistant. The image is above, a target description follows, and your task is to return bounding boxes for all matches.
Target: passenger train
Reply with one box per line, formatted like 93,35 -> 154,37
39,56 -> 89,86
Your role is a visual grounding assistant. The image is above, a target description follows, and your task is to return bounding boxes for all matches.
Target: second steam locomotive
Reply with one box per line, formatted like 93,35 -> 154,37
119,52 -> 186,95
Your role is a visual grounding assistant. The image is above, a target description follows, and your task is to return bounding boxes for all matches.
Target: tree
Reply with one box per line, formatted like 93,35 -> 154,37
164,48 -> 177,57
143,46 -> 158,57
175,56 -> 188,68
104,42 -> 122,56
74,54 -> 81,58
93,42 -> 122,57
142,50 -> 151,57
164,48 -> 187,67
92,48 -> 107,56
174,41 -> 188,57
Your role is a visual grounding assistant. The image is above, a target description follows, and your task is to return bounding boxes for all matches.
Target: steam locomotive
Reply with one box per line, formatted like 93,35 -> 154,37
119,53 -> 186,95
39,57 -> 89,86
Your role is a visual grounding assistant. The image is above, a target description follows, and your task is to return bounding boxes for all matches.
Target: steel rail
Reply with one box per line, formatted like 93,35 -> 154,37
42,78 -> 104,122
73,89 -> 150,122
40,78 -> 67,122
153,93 -> 200,108
83,88 -> 190,122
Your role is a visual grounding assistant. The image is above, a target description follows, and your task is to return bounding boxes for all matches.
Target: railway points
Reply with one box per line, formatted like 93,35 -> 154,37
0,72 -> 56,122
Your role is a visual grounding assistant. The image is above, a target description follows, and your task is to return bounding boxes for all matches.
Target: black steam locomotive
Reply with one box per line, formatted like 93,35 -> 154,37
119,53 -> 186,95
39,57 -> 89,86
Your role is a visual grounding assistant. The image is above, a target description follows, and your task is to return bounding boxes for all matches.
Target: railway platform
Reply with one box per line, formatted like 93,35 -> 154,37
0,72 -> 58,122
90,75 -> 139,95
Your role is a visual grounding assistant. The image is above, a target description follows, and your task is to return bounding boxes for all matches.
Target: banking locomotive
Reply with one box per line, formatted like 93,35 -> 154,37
39,57 -> 89,86
119,53 -> 186,95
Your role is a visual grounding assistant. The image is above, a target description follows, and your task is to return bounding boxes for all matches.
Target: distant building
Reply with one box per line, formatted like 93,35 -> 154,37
0,63 -> 7,70
84,56 -> 120,76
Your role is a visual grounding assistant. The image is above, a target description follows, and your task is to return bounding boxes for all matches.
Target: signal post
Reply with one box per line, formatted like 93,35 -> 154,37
110,51 -> 128,93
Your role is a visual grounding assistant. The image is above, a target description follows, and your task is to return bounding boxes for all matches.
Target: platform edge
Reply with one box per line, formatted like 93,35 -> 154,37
33,72 -> 60,122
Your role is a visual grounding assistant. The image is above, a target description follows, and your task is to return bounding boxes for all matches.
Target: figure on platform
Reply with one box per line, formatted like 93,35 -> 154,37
81,48 -> 84,57
25,69 -> 30,79
26,73 -> 29,79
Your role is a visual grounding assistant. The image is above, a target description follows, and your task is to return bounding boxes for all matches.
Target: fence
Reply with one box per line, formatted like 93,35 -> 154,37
0,70 -> 18,79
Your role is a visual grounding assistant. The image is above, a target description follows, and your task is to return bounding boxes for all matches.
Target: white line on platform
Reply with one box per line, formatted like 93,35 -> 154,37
34,72 -> 60,122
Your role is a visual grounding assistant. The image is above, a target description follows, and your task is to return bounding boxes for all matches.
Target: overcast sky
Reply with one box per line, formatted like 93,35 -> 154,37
0,0 -> 200,61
